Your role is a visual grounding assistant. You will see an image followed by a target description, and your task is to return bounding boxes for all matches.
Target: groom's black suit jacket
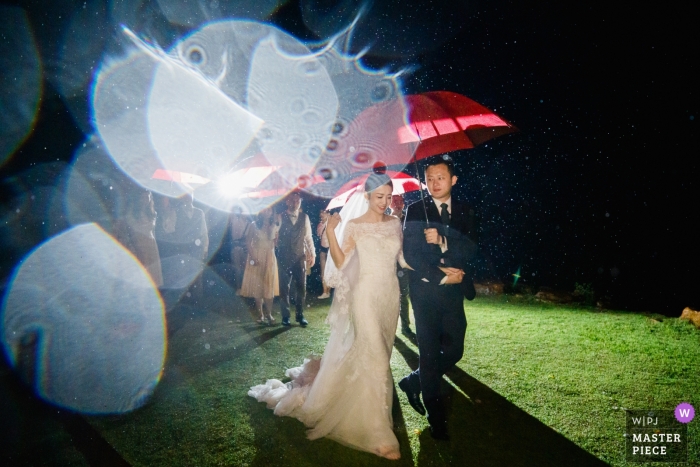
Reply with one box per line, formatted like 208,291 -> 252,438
402,197 -> 477,406
403,197 -> 477,287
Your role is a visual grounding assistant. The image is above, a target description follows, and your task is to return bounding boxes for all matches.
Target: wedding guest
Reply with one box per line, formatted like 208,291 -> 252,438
391,194 -> 413,336
114,188 -> 163,286
316,209 -> 331,299
178,194 -> 208,299
155,193 -> 208,299
230,206 -> 252,294
240,208 -> 280,325
277,191 -> 315,327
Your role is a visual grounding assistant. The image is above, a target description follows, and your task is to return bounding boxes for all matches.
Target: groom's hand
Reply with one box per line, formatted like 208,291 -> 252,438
424,228 -> 442,245
439,267 -> 464,284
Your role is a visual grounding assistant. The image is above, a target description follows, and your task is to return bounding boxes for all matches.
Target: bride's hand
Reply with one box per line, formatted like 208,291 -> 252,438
439,266 -> 464,284
327,213 -> 342,231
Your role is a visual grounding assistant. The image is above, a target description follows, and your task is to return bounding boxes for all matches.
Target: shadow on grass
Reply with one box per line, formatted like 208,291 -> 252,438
0,358 -> 130,466
164,324 -> 292,381
393,337 -> 610,467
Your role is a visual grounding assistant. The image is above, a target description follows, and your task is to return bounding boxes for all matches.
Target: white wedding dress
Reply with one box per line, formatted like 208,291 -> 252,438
249,216 -> 404,456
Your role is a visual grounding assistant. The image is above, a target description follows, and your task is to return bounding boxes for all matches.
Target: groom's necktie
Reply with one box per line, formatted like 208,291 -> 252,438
440,203 -> 450,237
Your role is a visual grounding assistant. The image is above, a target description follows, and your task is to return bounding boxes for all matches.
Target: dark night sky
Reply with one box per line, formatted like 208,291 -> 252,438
1,0 -> 697,314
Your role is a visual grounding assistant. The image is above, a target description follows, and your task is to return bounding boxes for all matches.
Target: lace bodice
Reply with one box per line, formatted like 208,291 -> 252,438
341,217 -> 403,277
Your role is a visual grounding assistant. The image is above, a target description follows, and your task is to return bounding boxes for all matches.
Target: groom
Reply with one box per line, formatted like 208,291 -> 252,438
400,156 -> 477,440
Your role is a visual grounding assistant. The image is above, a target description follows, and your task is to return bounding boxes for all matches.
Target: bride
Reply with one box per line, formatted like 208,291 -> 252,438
248,173 -> 409,460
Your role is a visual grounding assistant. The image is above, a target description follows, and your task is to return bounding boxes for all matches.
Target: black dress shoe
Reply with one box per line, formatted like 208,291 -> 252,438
398,377 -> 426,416
429,424 -> 450,441
281,317 -> 291,326
296,314 -> 308,327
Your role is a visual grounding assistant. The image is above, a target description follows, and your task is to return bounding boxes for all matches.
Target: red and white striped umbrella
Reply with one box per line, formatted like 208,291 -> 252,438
326,171 -> 424,210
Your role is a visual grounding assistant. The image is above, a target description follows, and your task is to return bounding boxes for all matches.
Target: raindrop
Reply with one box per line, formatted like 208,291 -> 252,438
205,343 -> 210,349
302,110 -> 321,125
318,167 -> 335,180
290,99 -> 305,114
297,59 -> 321,75
308,146 -> 322,159
187,47 -> 204,65
326,140 -> 339,151
371,82 -> 391,102
288,134 -> 307,148
352,152 -> 372,166
258,127 -> 273,140
297,175 -> 311,188
331,121 -> 344,135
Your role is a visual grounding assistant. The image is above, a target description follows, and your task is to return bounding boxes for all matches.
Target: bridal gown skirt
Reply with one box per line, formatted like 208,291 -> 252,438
249,220 -> 402,455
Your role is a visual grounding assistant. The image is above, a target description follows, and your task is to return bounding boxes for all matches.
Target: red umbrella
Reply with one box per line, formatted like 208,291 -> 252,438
325,171 -> 424,210
401,91 -> 517,160
338,91 -> 516,170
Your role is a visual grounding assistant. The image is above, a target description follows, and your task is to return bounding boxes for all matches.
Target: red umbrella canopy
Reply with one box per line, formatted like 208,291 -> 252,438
400,91 -> 517,160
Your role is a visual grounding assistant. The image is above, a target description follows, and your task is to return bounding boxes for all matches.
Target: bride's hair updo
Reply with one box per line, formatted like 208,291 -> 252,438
364,172 -> 393,193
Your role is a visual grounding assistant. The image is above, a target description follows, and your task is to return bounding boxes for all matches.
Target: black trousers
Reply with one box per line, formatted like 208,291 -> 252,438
406,279 -> 467,408
278,258 -> 306,319
398,268 -> 411,328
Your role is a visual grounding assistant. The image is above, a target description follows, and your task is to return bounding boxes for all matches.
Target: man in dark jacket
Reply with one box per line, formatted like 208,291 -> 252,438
399,156 -> 477,440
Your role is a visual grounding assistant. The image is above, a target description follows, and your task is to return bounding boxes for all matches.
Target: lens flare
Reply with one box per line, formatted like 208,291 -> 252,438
156,0 -> 290,27
91,18 -> 412,213
1,223 -> 166,414
0,6 -> 42,167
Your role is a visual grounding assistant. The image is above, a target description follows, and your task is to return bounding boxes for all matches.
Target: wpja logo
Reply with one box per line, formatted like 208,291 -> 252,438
625,404 -> 692,463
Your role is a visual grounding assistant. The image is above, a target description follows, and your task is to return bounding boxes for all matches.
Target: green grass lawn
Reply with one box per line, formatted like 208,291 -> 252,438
86,295 -> 700,466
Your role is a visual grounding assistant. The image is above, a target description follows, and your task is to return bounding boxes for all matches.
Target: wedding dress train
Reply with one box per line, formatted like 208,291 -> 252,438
249,218 -> 403,457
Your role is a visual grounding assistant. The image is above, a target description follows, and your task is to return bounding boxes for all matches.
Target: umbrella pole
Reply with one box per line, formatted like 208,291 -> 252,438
412,140 -> 430,226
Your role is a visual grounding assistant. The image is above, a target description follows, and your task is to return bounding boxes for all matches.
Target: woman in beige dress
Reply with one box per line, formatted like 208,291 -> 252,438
240,207 -> 280,325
